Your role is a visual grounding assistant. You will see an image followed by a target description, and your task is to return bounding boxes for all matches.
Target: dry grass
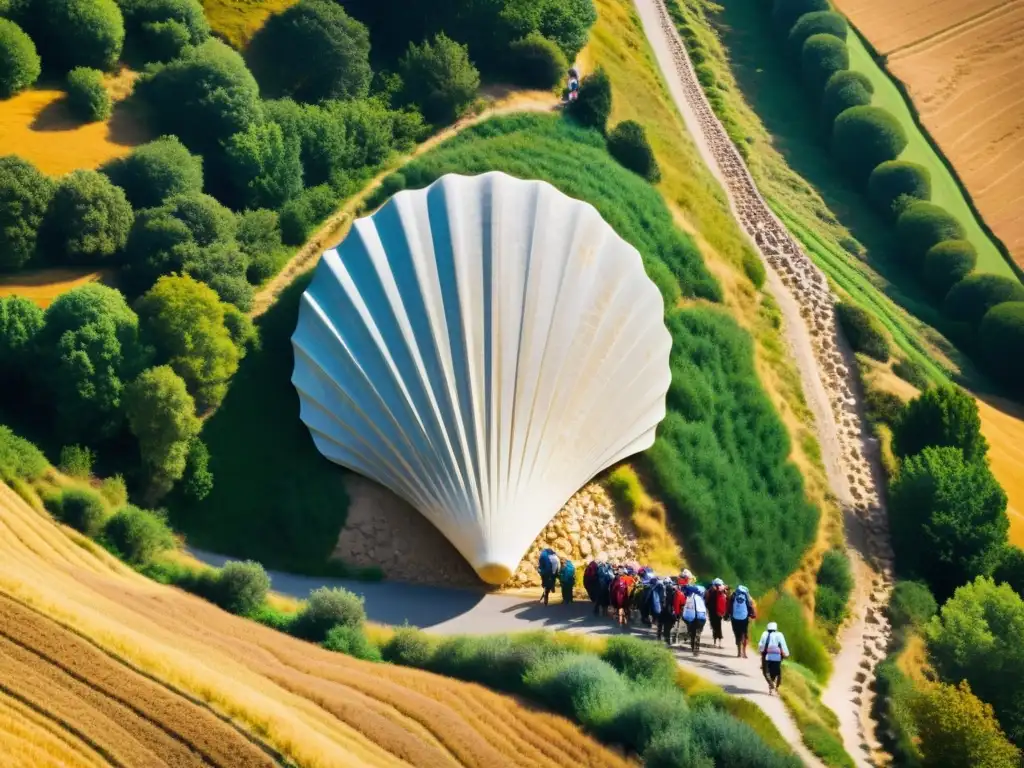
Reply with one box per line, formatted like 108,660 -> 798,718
0,483 -> 632,768
0,269 -> 116,308
604,465 -> 684,574
0,690 -> 106,768
0,73 -> 148,176
201,0 -> 300,49
895,633 -> 933,686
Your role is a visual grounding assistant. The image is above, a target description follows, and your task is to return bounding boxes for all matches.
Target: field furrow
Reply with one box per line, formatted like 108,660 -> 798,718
0,690 -> 107,768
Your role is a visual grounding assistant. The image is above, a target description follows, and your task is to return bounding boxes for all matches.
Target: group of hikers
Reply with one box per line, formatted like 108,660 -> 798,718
537,550 -> 791,695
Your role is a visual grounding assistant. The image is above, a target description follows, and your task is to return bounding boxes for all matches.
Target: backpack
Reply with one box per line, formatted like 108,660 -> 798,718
682,594 -> 696,622
694,594 -> 707,621
539,549 -> 558,576
613,576 -> 632,608
712,587 -> 728,618
559,560 -> 576,585
732,591 -> 749,621
583,561 -> 598,587
663,581 -> 678,617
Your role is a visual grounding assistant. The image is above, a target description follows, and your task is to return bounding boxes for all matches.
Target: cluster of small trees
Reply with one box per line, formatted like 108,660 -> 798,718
769,0 -> 1024,397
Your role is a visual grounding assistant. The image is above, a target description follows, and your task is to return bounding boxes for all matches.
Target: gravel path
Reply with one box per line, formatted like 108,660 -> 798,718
630,0 -> 894,764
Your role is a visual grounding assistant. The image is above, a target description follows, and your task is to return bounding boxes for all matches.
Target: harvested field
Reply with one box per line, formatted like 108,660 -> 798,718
834,0 -> 1024,267
0,483 -> 633,768
0,269 -> 116,308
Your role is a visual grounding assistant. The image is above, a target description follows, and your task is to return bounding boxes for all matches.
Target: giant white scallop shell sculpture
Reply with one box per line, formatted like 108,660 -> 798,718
291,172 -> 672,584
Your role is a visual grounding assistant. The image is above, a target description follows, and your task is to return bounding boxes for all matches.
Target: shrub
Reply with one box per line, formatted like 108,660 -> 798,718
788,11 -> 847,53
945,274 -> 1024,327
27,0 -> 124,72
59,444 -> 94,477
121,0 -> 209,63
925,578 -> 1024,746
864,388 -> 905,426
835,301 -> 890,361
139,19 -> 190,61
181,437 -> 213,501
224,120 -> 304,209
247,0 -> 370,103
895,201 -> 966,265
103,505 -> 175,565
892,358 -> 930,389
893,384 -> 987,462
643,727 -> 711,768
41,170 -> 133,263
399,33 -> 479,125
911,680 -> 1021,768
382,626 -> 435,667
994,546 -> 1024,596
323,625 -> 382,662
213,560 -> 269,615
236,209 -> 282,259
887,580 -> 937,631
817,548 -> 853,595
51,487 -> 107,537
607,120 -> 661,182
523,654 -> 628,725
597,689 -> 691,755
820,69 -> 872,124
100,136 -> 204,209
568,67 -> 612,133
279,184 -> 336,245
979,301 -> 1024,391
0,19 -> 40,97
868,160 -> 931,217
691,706 -> 800,768
600,636 -> 675,688
831,106 -> 908,183
292,586 -> 366,641
890,448 -> 1007,598
0,426 -> 47,483
65,67 -> 111,122
508,32 -> 566,89
800,34 -> 849,93
772,0 -> 830,33
922,239 -> 976,297
0,155 -> 54,271
742,247 -> 766,289
99,474 -> 128,506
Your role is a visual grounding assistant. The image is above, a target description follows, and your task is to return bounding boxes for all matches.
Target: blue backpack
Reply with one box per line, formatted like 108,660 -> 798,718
559,560 -> 576,585
732,591 -> 749,621
539,548 -> 559,576
597,562 -> 614,589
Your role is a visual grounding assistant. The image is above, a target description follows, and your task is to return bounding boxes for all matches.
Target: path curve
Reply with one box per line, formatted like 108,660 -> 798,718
631,0 -> 894,764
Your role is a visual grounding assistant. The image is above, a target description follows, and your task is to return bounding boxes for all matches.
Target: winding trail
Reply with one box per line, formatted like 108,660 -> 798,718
632,0 -> 895,764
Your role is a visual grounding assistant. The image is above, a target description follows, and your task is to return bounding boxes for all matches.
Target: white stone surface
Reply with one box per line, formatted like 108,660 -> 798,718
291,172 -> 671,583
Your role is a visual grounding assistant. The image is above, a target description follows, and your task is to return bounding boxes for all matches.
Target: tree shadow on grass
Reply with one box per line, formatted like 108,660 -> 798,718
29,97 -> 81,132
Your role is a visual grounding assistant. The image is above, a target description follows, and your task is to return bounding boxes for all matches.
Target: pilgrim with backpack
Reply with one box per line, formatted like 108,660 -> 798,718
558,559 -> 576,604
656,578 -> 678,646
727,585 -> 757,658
707,578 -> 729,648
681,585 -> 708,655
538,548 -> 560,606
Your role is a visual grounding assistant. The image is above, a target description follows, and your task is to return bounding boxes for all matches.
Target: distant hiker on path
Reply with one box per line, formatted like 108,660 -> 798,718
707,578 -> 729,648
538,548 -> 560,606
559,559 -> 576,604
681,584 -> 707,655
727,585 -> 756,658
758,621 -> 790,695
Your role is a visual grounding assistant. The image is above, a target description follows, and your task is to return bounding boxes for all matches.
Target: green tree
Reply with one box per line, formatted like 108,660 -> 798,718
28,0 -> 125,72
890,448 -> 1007,598
247,0 -> 371,103
772,0 -> 829,33
922,240 -> 976,298
399,33 -> 479,125
135,275 -> 244,411
66,67 -> 111,122
0,18 -> 40,97
911,680 -> 1021,767
925,578 -> 1024,747
868,160 -> 931,217
224,120 -> 303,209
0,296 -> 43,373
787,11 -> 847,53
181,436 -> 212,500
896,201 -> 966,264
100,136 -> 203,209
36,284 -> 148,441
568,66 -> 612,133
820,69 -> 872,124
994,546 -> 1024,596
124,365 -> 200,500
41,170 -> 133,263
980,302 -> 1024,394
945,274 -> 1024,327
607,120 -> 660,182
508,31 -> 567,89
800,34 -> 848,93
121,0 -> 209,63
893,385 -> 987,462
0,155 -> 54,271
831,106 -> 908,182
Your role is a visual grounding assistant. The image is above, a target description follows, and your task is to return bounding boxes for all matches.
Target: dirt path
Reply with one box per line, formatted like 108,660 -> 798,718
631,0 -> 895,764
249,92 -> 561,318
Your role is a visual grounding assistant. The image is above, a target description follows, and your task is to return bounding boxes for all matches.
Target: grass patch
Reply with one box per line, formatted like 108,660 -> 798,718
605,465 -> 684,574
200,0 -> 299,49
0,268 -> 116,308
779,663 -> 856,768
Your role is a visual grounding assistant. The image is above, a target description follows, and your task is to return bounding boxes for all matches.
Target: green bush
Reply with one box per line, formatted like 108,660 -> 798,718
323,625 -> 382,661
59,444 -> 94,477
279,184 -> 337,245
820,69 -> 872,124
0,426 -> 47,483
922,239 -> 976,298
893,384 -> 987,462
66,67 -> 111,122
0,18 -> 40,97
181,436 -> 212,501
887,580 -> 937,632
236,209 -> 281,258
224,120 -> 303,209
103,505 -> 175,565
890,448 -> 1007,599
427,634 -> 563,695
523,654 -> 628,725
864,388 -> 905,426
600,636 -> 675,688
817,548 -> 853,595
41,170 -> 133,263
945,273 -> 1024,327
596,689 -> 691,755
643,728 -> 712,768
100,136 -> 204,209
895,201 -> 966,265
49,487 -> 107,537
741,247 -> 766,289
121,0 -> 209,63
979,301 -> 1024,391
27,0 -> 124,72
868,160 -> 931,217
399,33 -> 479,125
892,358 -> 930,389
568,67 -> 612,133
788,11 -> 847,53
994,546 -> 1024,596
835,301 -> 890,361
800,34 -> 849,93
381,626 -> 435,667
0,156 -> 54,272
213,560 -> 269,615
831,106 -> 908,183
692,707 -> 801,768
607,120 -> 661,182
139,19 -> 190,62
772,0 -> 830,33
508,32 -> 567,89
292,586 -> 366,641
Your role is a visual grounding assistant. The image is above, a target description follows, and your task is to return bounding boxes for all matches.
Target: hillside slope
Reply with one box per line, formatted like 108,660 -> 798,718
0,482 -> 632,768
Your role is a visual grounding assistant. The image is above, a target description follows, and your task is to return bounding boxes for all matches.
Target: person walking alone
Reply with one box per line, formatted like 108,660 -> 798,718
727,585 -> 756,658
707,578 -> 729,648
757,621 -> 790,695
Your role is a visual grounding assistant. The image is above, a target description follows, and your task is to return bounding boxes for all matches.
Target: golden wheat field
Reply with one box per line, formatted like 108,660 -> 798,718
0,482 -> 633,768
833,0 -> 1024,266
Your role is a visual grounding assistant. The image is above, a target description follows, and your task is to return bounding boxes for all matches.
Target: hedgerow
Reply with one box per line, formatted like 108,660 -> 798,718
922,240 -> 976,298
836,301 -> 889,361
787,11 -> 847,54
831,106 -> 908,183
772,0 -> 830,33
979,302 -> 1024,392
895,201 -> 966,265
820,70 -> 871,124
867,160 -> 931,217
800,34 -> 848,93
944,274 -> 1024,327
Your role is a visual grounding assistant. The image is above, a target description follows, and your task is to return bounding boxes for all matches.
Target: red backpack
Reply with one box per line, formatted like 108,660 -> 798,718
713,588 -> 728,618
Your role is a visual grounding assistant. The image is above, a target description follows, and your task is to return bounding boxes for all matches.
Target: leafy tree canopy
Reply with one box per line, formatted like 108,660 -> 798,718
399,33 -> 480,126
893,384 -> 987,462
0,155 -> 54,271
40,169 -> 133,263
100,136 -> 204,209
224,120 -> 303,210
25,0 -> 124,72
0,18 -> 40,97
